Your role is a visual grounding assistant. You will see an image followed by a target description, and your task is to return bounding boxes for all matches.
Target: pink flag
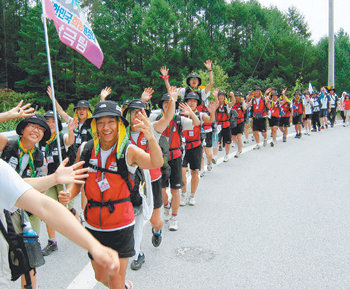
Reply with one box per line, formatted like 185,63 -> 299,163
43,0 -> 104,68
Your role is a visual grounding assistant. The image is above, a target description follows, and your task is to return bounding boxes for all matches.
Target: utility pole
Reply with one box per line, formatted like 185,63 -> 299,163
328,0 -> 335,87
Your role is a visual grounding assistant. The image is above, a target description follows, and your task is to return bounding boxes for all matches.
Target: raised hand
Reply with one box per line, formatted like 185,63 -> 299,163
168,86 -> 179,103
282,88 -> 288,95
54,158 -> 89,186
207,101 -> 216,114
229,91 -> 235,98
213,88 -> 219,98
160,66 -> 169,77
68,118 -> 79,132
141,87 -> 155,103
179,102 -> 193,116
100,87 -> 112,101
8,100 -> 35,119
132,109 -> 153,140
204,59 -> 213,71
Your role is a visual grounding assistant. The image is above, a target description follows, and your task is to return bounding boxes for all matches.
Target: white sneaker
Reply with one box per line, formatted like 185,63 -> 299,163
212,156 -> 217,164
199,170 -> 205,177
207,162 -> 212,171
180,193 -> 188,206
253,144 -> 260,150
223,155 -> 229,162
163,206 -> 171,221
169,216 -> 178,231
243,139 -> 249,144
188,195 -> 196,206
231,143 -> 235,148
234,151 -> 241,158
263,139 -> 267,147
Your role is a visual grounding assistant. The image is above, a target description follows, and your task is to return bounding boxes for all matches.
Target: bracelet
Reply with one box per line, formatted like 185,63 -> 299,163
208,70 -> 213,72
159,75 -> 170,81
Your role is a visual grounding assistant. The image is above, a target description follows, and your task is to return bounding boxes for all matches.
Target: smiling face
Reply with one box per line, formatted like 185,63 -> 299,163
186,98 -> 198,111
129,108 -> 142,129
76,107 -> 89,122
162,100 -> 169,112
189,78 -> 199,88
45,117 -> 56,133
218,93 -> 225,104
96,116 -> 118,144
21,123 -> 45,145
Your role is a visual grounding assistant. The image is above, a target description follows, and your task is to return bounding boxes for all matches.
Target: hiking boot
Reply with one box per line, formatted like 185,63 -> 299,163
130,253 -> 145,270
152,228 -> 162,247
180,193 -> 188,206
163,206 -> 171,221
199,170 -> 205,178
125,280 -> 133,289
188,195 -> 196,206
42,240 -> 58,256
263,139 -> 267,147
253,144 -> 260,150
207,162 -> 212,171
223,154 -> 229,162
270,141 -> 274,147
169,216 -> 178,231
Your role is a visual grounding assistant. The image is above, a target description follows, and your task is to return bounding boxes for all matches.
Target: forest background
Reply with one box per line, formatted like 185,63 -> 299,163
1,0 -> 350,130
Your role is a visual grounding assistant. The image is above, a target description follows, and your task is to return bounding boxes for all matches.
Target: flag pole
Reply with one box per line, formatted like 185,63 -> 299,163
41,0 -> 66,191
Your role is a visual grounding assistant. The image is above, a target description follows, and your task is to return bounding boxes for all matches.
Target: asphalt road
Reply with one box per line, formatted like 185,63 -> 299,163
9,124 -> 350,289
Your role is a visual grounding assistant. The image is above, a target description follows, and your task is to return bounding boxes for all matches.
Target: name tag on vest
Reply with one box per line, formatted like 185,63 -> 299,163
47,156 -> 54,164
9,157 -> 18,167
82,129 -> 87,134
140,138 -> 147,146
98,178 -> 110,192
189,131 -> 194,137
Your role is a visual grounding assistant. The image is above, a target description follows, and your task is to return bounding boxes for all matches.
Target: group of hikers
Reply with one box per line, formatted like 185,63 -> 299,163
0,59 -> 348,289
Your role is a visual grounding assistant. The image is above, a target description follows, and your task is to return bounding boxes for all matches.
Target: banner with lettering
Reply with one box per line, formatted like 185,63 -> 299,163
43,0 -> 104,68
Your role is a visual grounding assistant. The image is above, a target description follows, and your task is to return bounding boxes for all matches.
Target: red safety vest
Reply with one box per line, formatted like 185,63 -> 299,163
197,104 -> 212,132
162,117 -> 182,160
252,97 -> 267,118
84,145 -> 134,230
270,100 -> 280,117
232,103 -> 245,124
293,99 -> 303,115
130,131 -> 162,181
280,101 -> 291,117
216,104 -> 231,128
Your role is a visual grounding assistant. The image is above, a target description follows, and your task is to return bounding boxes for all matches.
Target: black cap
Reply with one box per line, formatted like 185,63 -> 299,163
254,86 -> 262,91
159,93 -> 170,109
218,90 -> 226,97
294,90 -> 301,95
87,101 -> 128,127
271,92 -> 279,96
122,99 -> 150,117
235,91 -> 243,96
16,114 -> 51,142
44,110 -> 62,131
184,92 -> 201,105
186,73 -> 202,87
74,100 -> 91,111
271,87 -> 277,91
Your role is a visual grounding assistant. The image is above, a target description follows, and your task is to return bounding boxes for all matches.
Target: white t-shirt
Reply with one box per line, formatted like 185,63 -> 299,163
303,97 -> 313,115
0,159 -> 32,211
149,112 -> 194,132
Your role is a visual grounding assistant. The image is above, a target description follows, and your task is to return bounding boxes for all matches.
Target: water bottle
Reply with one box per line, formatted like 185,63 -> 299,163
23,222 -> 37,243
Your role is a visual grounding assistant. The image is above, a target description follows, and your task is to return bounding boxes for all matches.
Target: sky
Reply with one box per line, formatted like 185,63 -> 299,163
257,0 -> 349,43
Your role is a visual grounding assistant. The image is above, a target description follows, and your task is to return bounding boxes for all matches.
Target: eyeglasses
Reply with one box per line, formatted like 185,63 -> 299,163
27,123 -> 45,133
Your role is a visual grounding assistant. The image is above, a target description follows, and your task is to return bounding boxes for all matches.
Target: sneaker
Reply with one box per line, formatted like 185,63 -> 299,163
130,253 -> 145,270
318,127 -> 321,131
218,145 -> 223,151
188,195 -> 196,206
294,134 -> 298,138
223,155 -> 229,162
212,156 -> 217,164
283,136 -> 286,142
199,170 -> 205,178
42,240 -> 58,256
152,228 -> 162,247
163,206 -> 171,221
270,141 -> 274,147
298,133 -> 302,138
263,139 -> 267,147
311,129 -> 316,132
125,280 -> 133,289
243,139 -> 249,144
169,216 -> 178,231
321,126 -> 324,130
207,162 -> 212,171
234,151 -> 241,158
231,143 -> 235,148
253,144 -> 260,150
180,193 -> 188,206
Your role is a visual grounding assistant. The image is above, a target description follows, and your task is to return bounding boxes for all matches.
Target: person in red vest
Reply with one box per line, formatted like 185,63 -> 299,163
248,86 -> 270,150
181,92 -> 215,206
292,90 -> 305,138
213,88 -> 235,162
343,92 -> 350,126
279,88 -> 292,142
267,91 -> 281,147
59,101 -> 163,289
230,91 -> 248,157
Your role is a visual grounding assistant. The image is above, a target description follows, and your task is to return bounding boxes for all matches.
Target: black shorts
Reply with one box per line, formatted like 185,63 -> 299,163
292,114 -> 303,125
304,114 -> 312,120
87,226 -> 135,259
268,116 -> 280,127
161,156 -> 183,189
320,109 -> 328,117
279,117 -> 290,127
152,179 -> 163,209
203,132 -> 213,147
182,145 -> 202,171
253,118 -> 266,132
218,126 -> 232,144
231,122 -> 244,135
